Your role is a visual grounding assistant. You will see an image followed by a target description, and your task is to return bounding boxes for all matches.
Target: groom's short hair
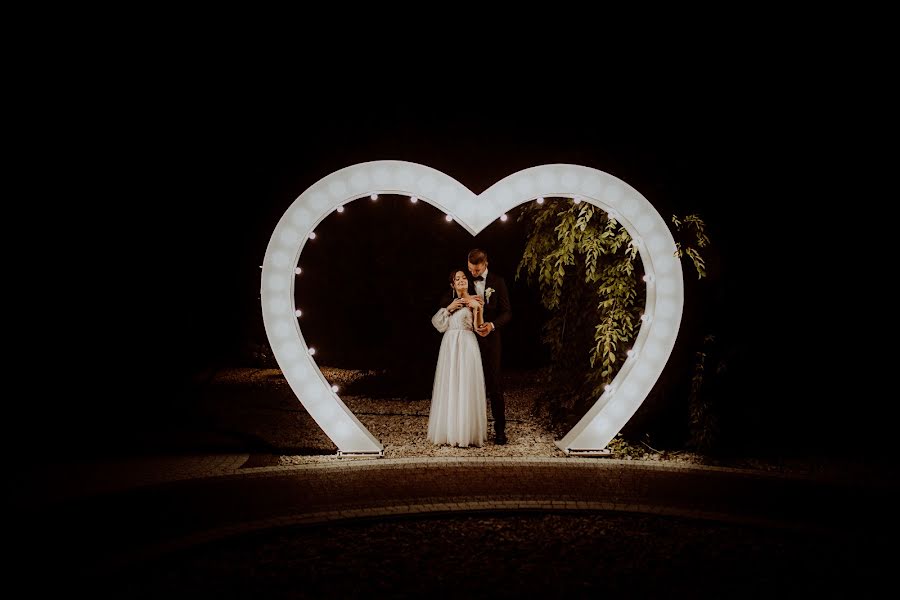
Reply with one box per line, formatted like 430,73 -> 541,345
467,249 -> 488,264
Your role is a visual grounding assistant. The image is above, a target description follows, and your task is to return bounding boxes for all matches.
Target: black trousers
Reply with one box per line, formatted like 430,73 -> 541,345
478,333 -> 505,432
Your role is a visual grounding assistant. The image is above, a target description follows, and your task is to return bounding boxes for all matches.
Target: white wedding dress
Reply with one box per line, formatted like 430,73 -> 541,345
427,305 -> 488,447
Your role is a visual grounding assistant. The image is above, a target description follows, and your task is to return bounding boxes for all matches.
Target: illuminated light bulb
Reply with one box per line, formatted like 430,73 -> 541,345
308,347 -> 316,356
536,197 -> 544,204
653,319 -> 676,339
644,341 -> 665,360
634,362 -> 654,380
656,301 -> 677,318
635,213 -> 656,232
640,314 -> 652,324
410,196 -> 418,203
573,197 -> 581,204
309,232 -> 317,240
259,265 -> 263,269
606,401 -> 627,417
336,205 -> 344,213
279,228 -> 300,244
500,214 -> 508,222
266,276 -> 286,292
331,385 -> 339,393
627,349 -> 635,358
271,251 -> 290,267
655,257 -> 675,275
299,383 -> 327,403
327,180 -> 347,199
295,309 -> 302,317
291,207 -> 314,228
334,420 -> 352,437
642,274 -> 653,283
269,298 -> 289,313
445,215 -> 453,222
280,344 -> 300,360
317,403 -> 336,420
657,277 -> 676,294
370,194 -> 378,200
289,362 -> 312,381
295,267 -> 302,275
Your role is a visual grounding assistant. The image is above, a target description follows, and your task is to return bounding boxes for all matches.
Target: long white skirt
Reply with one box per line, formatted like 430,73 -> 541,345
427,328 -> 487,447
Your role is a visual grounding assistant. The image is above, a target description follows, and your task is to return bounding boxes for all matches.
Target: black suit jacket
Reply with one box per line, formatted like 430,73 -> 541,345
479,271 -> 511,332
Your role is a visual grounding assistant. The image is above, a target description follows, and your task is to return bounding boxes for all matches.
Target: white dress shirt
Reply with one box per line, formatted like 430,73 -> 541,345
474,268 -> 487,298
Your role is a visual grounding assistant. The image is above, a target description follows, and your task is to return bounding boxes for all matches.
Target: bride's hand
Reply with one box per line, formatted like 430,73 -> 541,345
447,298 -> 466,312
467,299 -> 482,309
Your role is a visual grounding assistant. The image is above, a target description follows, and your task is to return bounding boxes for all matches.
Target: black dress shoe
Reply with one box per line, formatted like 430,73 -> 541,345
495,432 -> 507,445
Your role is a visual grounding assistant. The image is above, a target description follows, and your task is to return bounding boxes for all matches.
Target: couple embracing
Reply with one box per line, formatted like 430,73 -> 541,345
427,248 -> 511,447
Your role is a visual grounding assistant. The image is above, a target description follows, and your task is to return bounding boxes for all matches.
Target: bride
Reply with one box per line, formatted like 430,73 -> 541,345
427,269 -> 487,447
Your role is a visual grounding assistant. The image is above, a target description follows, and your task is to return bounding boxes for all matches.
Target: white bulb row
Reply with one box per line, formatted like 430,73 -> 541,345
309,195 -> 605,239
310,171 -> 659,237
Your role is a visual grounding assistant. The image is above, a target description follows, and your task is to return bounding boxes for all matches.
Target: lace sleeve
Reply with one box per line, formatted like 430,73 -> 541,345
432,307 -> 451,333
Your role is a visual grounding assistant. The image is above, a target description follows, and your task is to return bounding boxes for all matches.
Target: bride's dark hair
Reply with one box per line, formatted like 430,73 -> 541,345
449,269 -> 470,298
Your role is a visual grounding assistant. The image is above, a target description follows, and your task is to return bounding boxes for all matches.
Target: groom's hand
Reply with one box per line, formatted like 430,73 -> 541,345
476,323 -> 492,337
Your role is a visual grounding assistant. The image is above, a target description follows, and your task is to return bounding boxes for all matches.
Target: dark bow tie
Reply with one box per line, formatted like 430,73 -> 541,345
472,275 -> 484,281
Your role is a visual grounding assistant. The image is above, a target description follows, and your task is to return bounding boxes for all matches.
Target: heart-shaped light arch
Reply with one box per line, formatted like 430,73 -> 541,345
261,161 -> 683,456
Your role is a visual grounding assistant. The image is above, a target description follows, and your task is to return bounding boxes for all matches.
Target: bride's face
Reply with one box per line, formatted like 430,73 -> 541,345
453,271 -> 468,292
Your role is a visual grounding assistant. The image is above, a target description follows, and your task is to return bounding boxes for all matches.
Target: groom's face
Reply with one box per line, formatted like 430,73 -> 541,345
468,261 -> 487,278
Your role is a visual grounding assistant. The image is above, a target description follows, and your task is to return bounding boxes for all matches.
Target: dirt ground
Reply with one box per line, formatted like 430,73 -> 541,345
190,366 -> 886,481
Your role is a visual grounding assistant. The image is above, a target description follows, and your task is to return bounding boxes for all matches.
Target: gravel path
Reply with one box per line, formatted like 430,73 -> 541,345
205,367 -> 889,481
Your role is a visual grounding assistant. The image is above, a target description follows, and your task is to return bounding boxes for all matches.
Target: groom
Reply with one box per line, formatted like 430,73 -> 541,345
466,248 -> 512,445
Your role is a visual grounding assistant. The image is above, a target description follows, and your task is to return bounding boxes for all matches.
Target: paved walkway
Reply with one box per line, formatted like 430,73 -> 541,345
11,453 -> 898,576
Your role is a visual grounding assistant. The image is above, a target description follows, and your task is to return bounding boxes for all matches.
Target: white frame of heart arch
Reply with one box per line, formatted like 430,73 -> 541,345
261,161 -> 683,456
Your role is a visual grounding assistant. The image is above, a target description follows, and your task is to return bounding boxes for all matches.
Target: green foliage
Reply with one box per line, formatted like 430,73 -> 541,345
606,435 -> 650,459
516,199 -> 709,431
688,334 -> 724,452
672,214 -> 710,279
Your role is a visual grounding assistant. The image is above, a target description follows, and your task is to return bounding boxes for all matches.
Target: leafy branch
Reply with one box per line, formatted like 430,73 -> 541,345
517,199 -> 709,429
